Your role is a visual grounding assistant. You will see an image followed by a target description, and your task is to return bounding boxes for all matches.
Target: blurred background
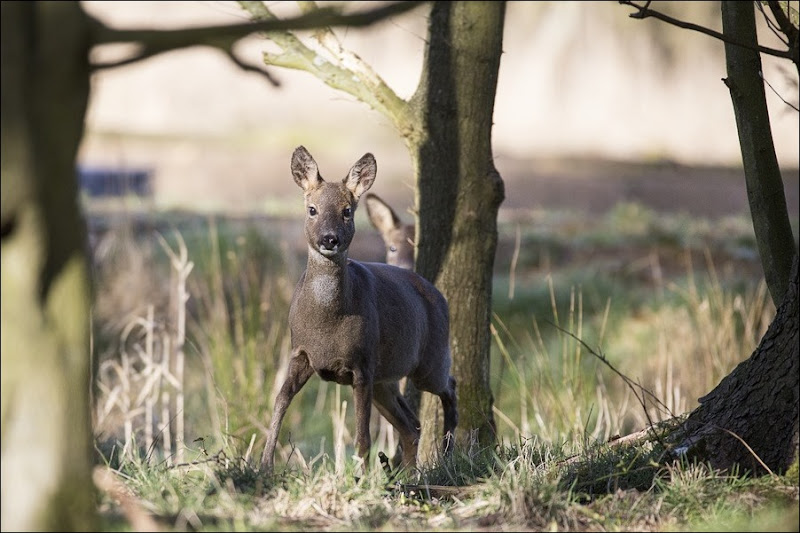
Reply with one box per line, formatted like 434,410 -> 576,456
81,1 -> 799,465
80,1 -> 798,212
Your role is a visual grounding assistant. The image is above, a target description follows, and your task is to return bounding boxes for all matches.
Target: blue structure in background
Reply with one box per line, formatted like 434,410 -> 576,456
78,165 -> 153,198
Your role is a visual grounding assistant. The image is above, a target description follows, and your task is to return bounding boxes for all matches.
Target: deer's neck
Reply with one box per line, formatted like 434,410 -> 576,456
304,248 -> 351,309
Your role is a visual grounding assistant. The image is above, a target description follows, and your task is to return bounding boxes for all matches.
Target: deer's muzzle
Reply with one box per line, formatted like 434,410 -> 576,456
319,234 -> 340,255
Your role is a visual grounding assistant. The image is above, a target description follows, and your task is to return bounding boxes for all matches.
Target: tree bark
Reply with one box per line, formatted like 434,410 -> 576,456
721,1 -> 797,306
411,1 -> 506,459
674,253 -> 799,474
672,1 -> 800,477
1,1 -> 96,530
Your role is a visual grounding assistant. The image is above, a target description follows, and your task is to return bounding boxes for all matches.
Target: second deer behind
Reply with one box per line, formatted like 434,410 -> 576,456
261,146 -> 458,474
365,192 -> 415,270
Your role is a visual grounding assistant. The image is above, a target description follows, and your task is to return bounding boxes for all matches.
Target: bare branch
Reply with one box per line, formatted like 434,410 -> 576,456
766,0 -> 800,69
619,0 -> 794,61
238,1 -> 414,137
224,46 -> 281,87
756,1 -> 790,46
767,0 -> 799,46
88,1 -> 425,72
761,70 -> 800,111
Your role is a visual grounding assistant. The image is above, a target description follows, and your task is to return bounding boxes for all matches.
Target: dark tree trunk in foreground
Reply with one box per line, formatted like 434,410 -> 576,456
412,1 -> 505,458
618,0 -> 799,479
672,1 -> 800,475
675,253 -> 799,474
1,2 -> 96,530
721,1 -> 797,306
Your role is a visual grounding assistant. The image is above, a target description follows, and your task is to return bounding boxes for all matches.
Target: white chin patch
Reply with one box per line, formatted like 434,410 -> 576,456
318,247 -> 338,257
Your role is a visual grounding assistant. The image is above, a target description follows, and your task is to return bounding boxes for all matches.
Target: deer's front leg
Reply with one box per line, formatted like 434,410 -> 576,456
260,350 -> 314,473
352,369 -> 374,470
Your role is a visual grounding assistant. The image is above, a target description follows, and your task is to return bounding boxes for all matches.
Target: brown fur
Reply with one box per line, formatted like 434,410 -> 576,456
261,146 -> 457,473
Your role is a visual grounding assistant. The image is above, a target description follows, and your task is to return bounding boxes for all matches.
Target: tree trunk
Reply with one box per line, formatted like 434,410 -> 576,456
672,0 -> 800,477
721,1 -> 797,306
674,253 -> 799,474
409,1 -> 506,460
1,2 -> 96,530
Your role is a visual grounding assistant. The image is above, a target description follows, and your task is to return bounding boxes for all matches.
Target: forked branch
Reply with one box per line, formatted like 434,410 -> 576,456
619,0 -> 795,62
89,0 -> 425,90
237,1 -> 414,137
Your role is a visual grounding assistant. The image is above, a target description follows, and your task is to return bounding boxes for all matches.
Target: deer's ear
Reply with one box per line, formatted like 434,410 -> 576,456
365,193 -> 400,234
344,153 -> 376,200
292,145 -> 321,191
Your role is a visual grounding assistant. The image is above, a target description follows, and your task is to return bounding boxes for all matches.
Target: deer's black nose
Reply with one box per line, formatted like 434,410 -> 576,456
320,234 -> 339,251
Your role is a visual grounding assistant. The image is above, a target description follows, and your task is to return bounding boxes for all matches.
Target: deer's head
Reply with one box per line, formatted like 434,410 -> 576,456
292,146 -> 376,260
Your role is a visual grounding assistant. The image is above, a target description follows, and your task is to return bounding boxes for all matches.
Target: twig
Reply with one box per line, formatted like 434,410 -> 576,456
618,0 -> 794,61
715,425 -> 776,477
166,450 -> 228,470
223,46 -> 281,86
756,0 -> 790,46
545,320 -> 677,452
238,0 -> 413,137
156,230 -> 193,464
89,2 -> 426,69
766,0 -> 799,57
761,70 -> 800,111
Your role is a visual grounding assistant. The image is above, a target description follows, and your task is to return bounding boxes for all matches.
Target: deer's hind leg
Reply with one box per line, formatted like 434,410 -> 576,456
438,376 -> 458,455
412,371 -> 459,456
372,381 -> 421,469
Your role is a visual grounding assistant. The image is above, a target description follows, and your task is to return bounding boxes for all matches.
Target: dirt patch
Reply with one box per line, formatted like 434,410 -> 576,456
497,156 -> 799,219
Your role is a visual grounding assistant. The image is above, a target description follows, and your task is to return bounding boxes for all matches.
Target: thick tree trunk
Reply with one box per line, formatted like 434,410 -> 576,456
673,1 -> 800,477
675,253 -> 799,474
1,2 -> 96,530
721,1 -> 797,306
408,1 -> 506,460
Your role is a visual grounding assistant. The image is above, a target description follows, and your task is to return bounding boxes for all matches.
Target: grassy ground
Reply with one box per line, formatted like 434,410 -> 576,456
87,192 -> 799,531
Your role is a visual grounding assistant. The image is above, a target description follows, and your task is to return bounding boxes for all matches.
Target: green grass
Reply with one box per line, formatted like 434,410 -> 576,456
87,199 -> 797,531
94,435 -> 799,531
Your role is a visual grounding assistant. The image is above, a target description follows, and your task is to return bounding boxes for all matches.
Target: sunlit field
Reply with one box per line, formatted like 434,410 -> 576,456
87,175 -> 798,531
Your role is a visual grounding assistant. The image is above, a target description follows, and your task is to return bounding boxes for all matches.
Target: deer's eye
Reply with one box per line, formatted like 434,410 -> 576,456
343,207 -> 352,219
308,206 -> 317,216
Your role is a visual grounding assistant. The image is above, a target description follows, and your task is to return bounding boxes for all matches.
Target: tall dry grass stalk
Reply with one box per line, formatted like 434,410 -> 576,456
157,230 -> 194,464
626,250 -> 773,429
493,277 -> 623,447
94,230 -> 193,465
332,385 -> 348,474
189,218 -> 296,461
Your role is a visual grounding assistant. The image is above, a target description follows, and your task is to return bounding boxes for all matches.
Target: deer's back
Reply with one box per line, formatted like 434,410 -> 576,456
353,260 -> 451,387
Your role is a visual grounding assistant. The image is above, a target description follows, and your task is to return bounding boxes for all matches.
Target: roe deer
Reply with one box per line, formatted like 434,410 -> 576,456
365,193 -> 415,270
261,146 -> 457,473
365,193 -> 419,466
